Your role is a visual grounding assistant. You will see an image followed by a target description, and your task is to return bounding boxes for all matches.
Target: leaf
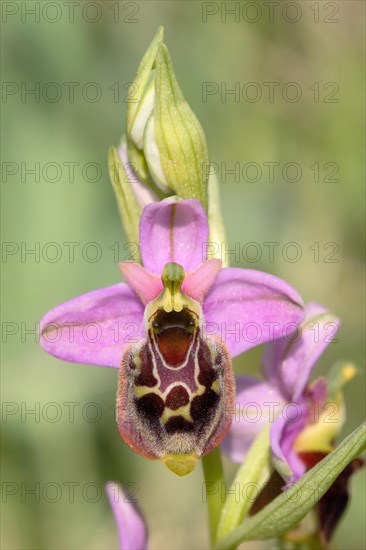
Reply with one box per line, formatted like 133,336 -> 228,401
215,422 -> 366,549
154,43 -> 209,210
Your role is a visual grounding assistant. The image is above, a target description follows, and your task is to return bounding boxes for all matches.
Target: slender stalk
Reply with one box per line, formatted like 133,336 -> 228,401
202,447 -> 225,547
217,424 -> 271,542
275,539 -> 289,550
275,539 -> 320,550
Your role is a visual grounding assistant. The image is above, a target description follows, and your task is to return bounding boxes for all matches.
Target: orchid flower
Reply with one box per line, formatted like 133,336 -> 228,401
222,302 -> 343,485
222,303 -> 363,546
36,27 -> 366,550
40,198 -> 304,476
105,482 -> 147,550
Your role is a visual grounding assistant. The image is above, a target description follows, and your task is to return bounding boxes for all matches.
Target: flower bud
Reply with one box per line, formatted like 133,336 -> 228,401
126,27 -> 209,208
114,27 -> 210,200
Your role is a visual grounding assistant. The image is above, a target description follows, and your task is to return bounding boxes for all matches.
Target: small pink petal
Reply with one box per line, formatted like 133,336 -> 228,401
182,259 -> 222,303
119,262 -> 162,304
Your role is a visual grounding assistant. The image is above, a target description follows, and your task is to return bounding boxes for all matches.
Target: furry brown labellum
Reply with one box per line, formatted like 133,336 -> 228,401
117,262 -> 235,476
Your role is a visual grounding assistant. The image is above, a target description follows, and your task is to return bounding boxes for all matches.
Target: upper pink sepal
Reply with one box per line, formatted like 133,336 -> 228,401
139,198 -> 209,274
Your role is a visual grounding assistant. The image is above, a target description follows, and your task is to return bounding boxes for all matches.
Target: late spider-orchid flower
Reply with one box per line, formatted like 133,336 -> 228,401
105,482 -> 147,550
40,198 -> 304,475
222,304 -> 364,545
221,302 -> 358,487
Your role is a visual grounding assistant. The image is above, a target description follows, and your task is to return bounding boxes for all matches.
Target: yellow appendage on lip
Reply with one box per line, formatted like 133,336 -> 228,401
162,453 -> 198,476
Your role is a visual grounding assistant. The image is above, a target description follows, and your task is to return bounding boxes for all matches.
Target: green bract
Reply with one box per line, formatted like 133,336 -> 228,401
108,145 -> 141,252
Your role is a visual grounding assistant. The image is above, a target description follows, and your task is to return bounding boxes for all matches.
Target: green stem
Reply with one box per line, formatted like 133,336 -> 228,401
217,424 -> 271,543
202,447 -> 225,547
275,539 -> 288,550
276,539 -> 321,550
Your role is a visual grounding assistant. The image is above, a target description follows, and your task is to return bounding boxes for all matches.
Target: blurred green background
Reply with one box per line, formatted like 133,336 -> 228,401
1,1 -> 365,548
